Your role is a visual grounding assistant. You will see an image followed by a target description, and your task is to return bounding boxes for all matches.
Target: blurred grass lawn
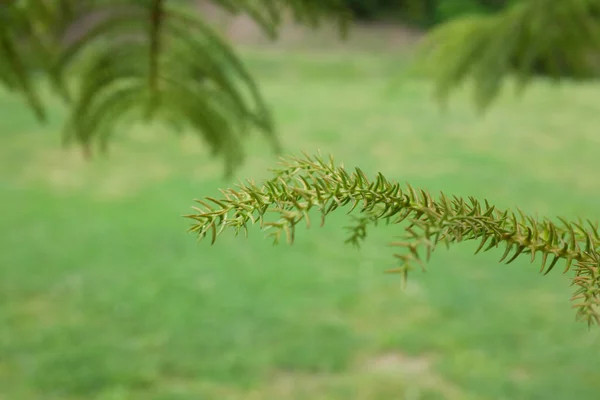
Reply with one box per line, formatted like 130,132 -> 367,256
1,45 -> 600,400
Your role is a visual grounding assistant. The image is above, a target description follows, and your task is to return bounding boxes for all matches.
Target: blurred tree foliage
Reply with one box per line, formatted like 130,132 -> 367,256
343,0 -> 518,26
415,0 -> 600,108
0,0 -> 349,175
0,0 -> 598,168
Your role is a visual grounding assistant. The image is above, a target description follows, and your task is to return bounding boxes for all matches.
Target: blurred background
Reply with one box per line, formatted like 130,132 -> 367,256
2,0 -> 600,399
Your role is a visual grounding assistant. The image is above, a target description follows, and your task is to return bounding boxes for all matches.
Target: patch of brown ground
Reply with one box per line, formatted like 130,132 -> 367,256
362,352 -> 467,399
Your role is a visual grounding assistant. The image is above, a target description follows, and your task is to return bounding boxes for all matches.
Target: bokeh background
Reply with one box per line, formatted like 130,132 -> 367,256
2,1 -> 600,399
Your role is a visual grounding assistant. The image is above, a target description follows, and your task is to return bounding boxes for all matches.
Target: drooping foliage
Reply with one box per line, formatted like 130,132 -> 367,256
415,0 -> 600,111
2,0 -> 600,169
0,0 -> 349,175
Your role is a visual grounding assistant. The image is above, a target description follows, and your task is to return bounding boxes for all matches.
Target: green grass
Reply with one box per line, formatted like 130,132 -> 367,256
2,46 -> 600,400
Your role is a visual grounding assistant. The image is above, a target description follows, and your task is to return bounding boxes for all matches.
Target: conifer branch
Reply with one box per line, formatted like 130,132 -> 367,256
414,0 -> 600,111
0,0 -> 349,175
186,152 -> 600,328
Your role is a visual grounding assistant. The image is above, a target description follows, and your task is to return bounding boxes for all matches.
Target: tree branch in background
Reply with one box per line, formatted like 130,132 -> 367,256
414,0 -> 600,111
0,0 -> 349,175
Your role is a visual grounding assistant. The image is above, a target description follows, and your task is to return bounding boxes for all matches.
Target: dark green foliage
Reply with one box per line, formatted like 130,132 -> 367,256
341,0 -> 515,26
342,0 -> 406,21
0,0 -> 349,175
340,0 -> 437,27
436,0 -> 493,21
